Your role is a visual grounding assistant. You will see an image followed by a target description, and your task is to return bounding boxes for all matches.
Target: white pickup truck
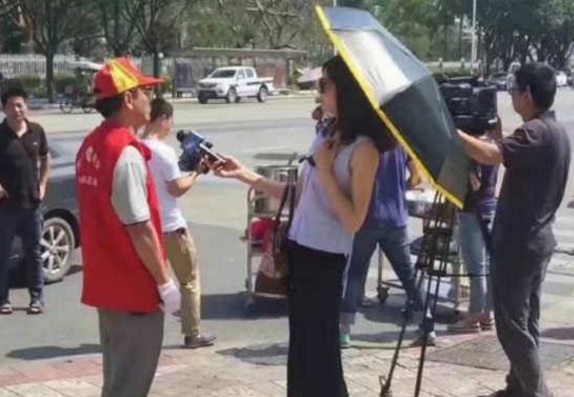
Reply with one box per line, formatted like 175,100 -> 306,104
196,66 -> 275,104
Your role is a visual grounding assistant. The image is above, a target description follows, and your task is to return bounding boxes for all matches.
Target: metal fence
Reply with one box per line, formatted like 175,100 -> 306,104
0,54 -> 77,78
0,54 -> 157,78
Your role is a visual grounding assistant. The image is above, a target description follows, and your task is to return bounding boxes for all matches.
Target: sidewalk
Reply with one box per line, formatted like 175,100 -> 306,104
1,328 -> 573,397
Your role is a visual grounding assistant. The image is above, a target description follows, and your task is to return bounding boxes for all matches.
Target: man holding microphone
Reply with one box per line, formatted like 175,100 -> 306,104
142,97 -> 216,349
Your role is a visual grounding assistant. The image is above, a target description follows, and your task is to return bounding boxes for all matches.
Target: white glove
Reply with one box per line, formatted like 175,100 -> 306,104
158,279 -> 181,316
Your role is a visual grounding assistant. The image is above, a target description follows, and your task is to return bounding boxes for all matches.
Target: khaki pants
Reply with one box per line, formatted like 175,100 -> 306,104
163,228 -> 201,338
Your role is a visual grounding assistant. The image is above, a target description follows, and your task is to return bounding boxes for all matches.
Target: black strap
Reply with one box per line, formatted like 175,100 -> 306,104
274,183 -> 296,233
286,183 -> 296,232
274,184 -> 290,224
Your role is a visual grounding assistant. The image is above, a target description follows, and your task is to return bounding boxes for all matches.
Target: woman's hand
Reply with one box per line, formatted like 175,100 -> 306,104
207,155 -> 247,180
314,138 -> 338,176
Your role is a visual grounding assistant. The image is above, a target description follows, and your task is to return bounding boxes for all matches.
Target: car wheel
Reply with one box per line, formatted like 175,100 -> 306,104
198,94 -> 208,104
257,86 -> 268,103
226,88 -> 237,104
41,217 -> 75,283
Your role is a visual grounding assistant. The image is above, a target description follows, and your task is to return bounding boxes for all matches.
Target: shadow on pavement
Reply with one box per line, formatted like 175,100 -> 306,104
6,344 -> 101,361
216,330 -> 403,365
202,293 -> 287,320
351,330 -> 409,346
217,342 -> 288,366
9,263 -> 82,289
542,327 -> 574,341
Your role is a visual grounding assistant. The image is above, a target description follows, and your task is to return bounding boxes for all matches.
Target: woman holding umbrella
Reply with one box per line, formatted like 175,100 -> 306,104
210,55 -> 394,397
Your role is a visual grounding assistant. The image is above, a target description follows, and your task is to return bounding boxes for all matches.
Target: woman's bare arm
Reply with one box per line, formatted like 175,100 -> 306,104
317,141 -> 379,233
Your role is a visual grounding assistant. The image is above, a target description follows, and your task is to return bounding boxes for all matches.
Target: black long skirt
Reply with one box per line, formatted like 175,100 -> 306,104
286,240 -> 349,397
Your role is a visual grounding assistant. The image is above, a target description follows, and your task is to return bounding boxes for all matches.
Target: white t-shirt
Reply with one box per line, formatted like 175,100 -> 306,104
142,138 -> 187,233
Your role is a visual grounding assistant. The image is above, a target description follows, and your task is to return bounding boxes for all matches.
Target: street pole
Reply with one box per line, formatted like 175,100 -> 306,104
471,0 -> 478,74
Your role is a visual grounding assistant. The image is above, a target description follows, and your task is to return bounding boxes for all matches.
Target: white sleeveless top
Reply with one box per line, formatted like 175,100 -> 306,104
288,134 -> 370,255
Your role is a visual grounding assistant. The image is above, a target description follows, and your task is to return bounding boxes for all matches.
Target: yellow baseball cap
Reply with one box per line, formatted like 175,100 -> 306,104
93,57 -> 164,100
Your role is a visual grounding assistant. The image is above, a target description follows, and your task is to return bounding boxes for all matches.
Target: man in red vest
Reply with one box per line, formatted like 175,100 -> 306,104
75,57 -> 181,397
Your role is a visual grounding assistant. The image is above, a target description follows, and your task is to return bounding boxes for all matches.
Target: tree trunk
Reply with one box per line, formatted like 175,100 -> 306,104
113,45 -> 127,57
153,51 -> 161,77
46,52 -> 55,103
153,51 -> 162,97
458,16 -> 463,60
443,26 -> 448,59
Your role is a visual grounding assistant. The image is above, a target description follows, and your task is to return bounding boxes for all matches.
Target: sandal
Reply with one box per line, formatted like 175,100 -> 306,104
0,303 -> 13,315
27,302 -> 44,315
480,317 -> 495,331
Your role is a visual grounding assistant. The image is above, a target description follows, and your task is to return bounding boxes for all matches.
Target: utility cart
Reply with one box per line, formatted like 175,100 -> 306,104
243,161 -> 298,314
374,189 -> 468,312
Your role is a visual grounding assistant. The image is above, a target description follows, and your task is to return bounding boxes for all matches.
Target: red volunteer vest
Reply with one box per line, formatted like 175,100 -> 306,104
76,120 -> 165,312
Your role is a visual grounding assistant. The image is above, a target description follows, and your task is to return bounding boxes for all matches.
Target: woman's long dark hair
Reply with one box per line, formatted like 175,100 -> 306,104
322,56 -> 396,152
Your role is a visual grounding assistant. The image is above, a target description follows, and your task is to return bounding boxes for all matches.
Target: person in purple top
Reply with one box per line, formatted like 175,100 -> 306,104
448,154 -> 499,333
340,146 -> 428,347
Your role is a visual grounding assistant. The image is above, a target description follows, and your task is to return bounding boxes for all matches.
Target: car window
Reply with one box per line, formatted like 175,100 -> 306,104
209,69 -> 236,78
246,69 -> 255,78
237,70 -> 246,80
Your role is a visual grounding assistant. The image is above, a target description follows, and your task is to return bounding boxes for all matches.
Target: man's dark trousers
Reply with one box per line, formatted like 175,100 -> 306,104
0,203 -> 44,305
491,251 -> 552,397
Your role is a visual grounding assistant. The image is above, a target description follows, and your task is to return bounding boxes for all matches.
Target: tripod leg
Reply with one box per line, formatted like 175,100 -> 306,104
379,299 -> 417,397
413,235 -> 451,397
379,250 -> 428,397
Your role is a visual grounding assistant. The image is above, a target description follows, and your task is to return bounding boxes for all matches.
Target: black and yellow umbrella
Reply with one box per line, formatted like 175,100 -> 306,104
316,5 -> 469,208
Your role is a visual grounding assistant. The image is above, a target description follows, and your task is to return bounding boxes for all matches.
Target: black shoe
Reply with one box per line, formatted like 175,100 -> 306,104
183,334 -> 216,349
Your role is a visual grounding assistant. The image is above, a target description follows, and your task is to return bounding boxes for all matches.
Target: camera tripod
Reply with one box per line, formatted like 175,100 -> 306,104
379,192 -> 459,397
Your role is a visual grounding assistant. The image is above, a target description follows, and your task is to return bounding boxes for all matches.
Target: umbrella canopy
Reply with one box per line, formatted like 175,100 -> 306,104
315,6 -> 469,208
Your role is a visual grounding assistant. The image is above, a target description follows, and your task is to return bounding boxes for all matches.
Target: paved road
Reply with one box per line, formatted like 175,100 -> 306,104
1,93 -> 574,367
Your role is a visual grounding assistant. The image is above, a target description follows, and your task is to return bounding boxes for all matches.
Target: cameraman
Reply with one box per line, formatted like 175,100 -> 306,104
142,98 -> 216,349
458,63 -> 570,397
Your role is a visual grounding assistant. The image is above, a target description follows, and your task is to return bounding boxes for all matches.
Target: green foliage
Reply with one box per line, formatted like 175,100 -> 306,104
1,0 -> 574,83
2,75 -> 44,97
53,75 -> 78,95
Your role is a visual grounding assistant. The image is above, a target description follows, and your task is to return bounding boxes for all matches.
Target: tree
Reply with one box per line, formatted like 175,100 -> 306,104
0,3 -> 22,53
474,0 -> 574,72
243,0 -> 316,49
131,0 -> 191,79
99,0 -> 143,57
19,0 -> 98,101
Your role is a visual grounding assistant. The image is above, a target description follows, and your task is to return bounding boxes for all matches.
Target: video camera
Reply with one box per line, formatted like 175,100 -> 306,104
176,130 -> 223,173
439,76 -> 498,135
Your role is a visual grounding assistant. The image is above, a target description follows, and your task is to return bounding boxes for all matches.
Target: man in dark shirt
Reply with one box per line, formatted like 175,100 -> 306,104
0,86 -> 51,315
458,63 -> 570,397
